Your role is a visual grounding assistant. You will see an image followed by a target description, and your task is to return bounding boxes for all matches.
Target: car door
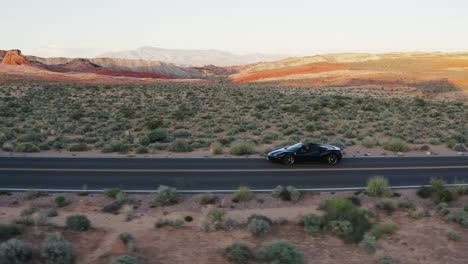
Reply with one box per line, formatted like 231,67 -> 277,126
304,144 -> 321,161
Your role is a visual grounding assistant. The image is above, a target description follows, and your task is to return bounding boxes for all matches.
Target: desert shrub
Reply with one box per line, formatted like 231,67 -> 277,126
247,215 -> 272,236
147,129 -> 167,142
446,208 -> 468,227
376,199 -> 397,215
408,207 -> 429,219
397,200 -> 415,210
230,141 -> 256,155
321,198 -> 372,243
299,213 -> 324,235
21,207 -> 40,216
347,196 -> 361,206
2,141 -> 15,151
416,186 -> 432,198
447,231 -> 461,241
22,190 -> 41,200
198,193 -> 216,205
272,185 -> 301,202
362,209 -> 376,220
370,223 -> 398,239
383,138 -> 410,152
41,233 -> 75,264
152,185 -> 181,206
118,232 -> 138,252
378,255 -> 400,264
453,143 -> 467,152
210,141 -> 223,155
104,187 -> 121,198
135,146 -> 148,154
55,196 -> 70,208
329,220 -> 353,238
446,139 -> 458,149
46,208 -> 58,217
358,233 -> 377,253
431,178 -> 446,192
110,255 -> 143,264
116,191 -> 128,202
168,139 -> 193,152
435,189 -> 454,203
145,118 -> 163,129
68,143 -> 87,152
32,210 -> 48,226
0,223 -> 24,240
154,219 -> 184,229
223,243 -> 252,264
102,201 -> 125,213
257,240 -> 303,264
66,214 -> 91,231
15,142 -> 40,152
366,176 -> 392,197
361,137 -> 377,148
0,239 -> 33,264
203,208 -> 226,231
232,186 -> 253,202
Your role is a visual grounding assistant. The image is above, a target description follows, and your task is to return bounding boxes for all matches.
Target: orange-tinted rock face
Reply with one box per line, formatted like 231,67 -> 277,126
1,49 -> 30,65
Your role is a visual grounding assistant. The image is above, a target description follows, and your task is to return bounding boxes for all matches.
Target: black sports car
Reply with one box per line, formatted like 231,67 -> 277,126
267,142 -> 343,165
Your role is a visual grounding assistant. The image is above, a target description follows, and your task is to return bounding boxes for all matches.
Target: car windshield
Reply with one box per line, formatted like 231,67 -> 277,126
286,143 -> 304,152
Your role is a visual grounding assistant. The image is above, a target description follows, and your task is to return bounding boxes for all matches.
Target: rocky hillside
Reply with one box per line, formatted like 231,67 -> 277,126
0,49 -> 30,65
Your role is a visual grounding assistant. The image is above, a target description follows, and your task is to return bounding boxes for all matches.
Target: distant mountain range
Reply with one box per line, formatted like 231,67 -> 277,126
98,46 -> 290,66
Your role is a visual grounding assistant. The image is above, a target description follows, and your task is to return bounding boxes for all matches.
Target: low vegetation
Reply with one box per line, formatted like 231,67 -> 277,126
66,214 -> 91,231
366,176 -> 392,197
152,185 -> 181,206
257,240 -> 304,264
41,233 -> 75,264
223,243 -> 252,264
231,186 -> 253,203
272,185 -> 301,202
0,239 -> 33,264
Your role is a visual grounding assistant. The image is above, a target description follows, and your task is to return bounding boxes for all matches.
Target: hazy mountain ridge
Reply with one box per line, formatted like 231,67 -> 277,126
98,46 -> 290,66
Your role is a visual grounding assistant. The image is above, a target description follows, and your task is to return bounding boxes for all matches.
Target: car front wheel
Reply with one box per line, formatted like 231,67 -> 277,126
283,155 -> 295,165
326,153 -> 339,165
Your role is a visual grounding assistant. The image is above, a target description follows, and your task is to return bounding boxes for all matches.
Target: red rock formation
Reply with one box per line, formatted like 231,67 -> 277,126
1,49 -> 30,65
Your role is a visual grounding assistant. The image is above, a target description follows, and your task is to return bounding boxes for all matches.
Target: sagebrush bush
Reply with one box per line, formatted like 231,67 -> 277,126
358,233 -> 377,253
361,137 -> 377,148
168,139 -> 193,152
408,207 -> 429,219
210,141 -> 223,155
0,223 -> 24,240
198,193 -> 216,205
384,138 -> 410,152
116,191 -> 128,202
55,195 -> 70,208
378,255 -> 400,264
446,208 -> 468,227
370,223 -> 398,239
230,141 -> 255,155
272,185 -> 301,202
66,214 -> 91,231
431,178 -> 446,192
152,185 -> 181,206
0,239 -> 33,264
257,240 -> 303,264
41,233 -> 75,264
110,255 -> 143,264
223,244 -> 252,264
366,176 -> 392,197
104,187 -> 121,198
299,213 -> 324,235
376,199 -> 397,215
416,186 -> 432,198
22,190 -> 41,200
15,142 -> 40,152
232,186 -> 253,203
447,231 -> 461,241
248,218 -> 271,236
118,232 -> 138,252
435,189 -> 454,203
203,208 -> 226,231
329,220 -> 353,237
154,219 -> 184,229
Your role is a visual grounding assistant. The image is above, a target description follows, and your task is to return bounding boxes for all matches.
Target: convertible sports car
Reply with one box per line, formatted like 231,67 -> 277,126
267,142 -> 343,165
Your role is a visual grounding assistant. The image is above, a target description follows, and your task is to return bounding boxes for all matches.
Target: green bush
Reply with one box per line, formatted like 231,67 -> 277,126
22,190 -> 42,200
15,142 -> 40,152
370,223 -> 398,239
384,138 -> 410,152
376,199 -> 397,215
68,143 -> 87,152
321,198 -> 372,243
431,178 -> 446,192
55,196 -> 71,208
230,141 -> 256,155
110,255 -> 143,264
168,139 -> 193,152
0,223 -> 24,240
248,217 -> 271,236
416,186 -> 432,198
299,213 -> 324,235
104,187 -> 122,198
148,129 -> 168,142
210,141 -> 223,155
66,214 -> 91,231
203,208 -> 226,231
358,234 -> 377,253
152,185 -> 181,206
116,191 -> 128,202
257,240 -> 303,264
223,243 -> 252,264
397,200 -> 415,210
232,186 -> 253,202
361,137 -> 377,148
367,176 -> 392,197
408,207 -> 429,219
329,220 -> 353,238
21,207 -> 40,216
154,219 -> 184,229
272,185 -> 301,202
118,232 -> 138,252
41,233 -> 75,264
198,193 -> 216,205
446,208 -> 468,227
446,139 -> 458,149
135,146 -> 148,154
447,231 -> 461,241
378,255 -> 400,264
0,239 -> 33,264
436,189 -> 454,203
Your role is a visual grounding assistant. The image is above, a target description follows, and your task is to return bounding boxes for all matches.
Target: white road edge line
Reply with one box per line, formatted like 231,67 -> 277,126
1,184 -> 468,193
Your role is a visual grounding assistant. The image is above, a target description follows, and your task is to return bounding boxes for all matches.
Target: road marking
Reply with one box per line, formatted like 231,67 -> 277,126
0,165 -> 467,172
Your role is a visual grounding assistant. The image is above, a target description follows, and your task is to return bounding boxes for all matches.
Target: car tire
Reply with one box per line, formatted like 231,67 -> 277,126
283,155 -> 295,165
326,153 -> 339,165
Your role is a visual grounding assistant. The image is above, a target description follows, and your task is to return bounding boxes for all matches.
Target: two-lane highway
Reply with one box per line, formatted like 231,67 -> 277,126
0,156 -> 467,191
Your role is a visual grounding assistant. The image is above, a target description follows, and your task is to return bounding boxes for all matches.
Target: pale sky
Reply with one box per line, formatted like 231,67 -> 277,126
2,0 -> 467,57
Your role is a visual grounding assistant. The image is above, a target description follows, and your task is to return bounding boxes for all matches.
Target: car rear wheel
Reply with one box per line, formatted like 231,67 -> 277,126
326,153 -> 339,165
283,155 -> 295,165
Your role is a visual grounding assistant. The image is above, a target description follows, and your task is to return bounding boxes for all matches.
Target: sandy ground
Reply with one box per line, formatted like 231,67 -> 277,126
1,190 -> 468,263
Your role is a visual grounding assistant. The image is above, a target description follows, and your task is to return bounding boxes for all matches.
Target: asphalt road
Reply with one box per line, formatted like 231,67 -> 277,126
0,156 -> 467,191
